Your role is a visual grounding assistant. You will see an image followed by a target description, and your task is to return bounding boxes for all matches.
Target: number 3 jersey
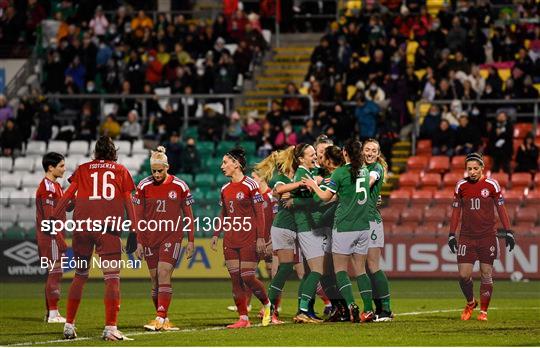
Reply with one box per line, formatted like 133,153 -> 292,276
215,176 -> 265,248
452,177 -> 505,239
133,175 -> 194,247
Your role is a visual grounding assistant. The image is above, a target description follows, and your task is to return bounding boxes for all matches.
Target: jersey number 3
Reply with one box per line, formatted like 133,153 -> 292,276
89,171 -> 116,201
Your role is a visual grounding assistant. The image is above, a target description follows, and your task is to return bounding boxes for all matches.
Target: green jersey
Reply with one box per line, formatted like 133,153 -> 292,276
367,162 -> 384,223
272,173 -> 297,231
322,164 -> 371,232
292,166 -> 318,232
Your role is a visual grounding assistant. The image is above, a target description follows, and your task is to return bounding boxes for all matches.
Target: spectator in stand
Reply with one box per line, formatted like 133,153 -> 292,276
131,10 -> 153,39
164,132 -> 182,174
442,100 -> 462,128
243,112 -> 262,140
99,114 -> 121,139
298,119 -> 320,145
310,37 -> 334,68
329,103 -> 352,145
282,83 -> 305,115
36,103 -> 54,141
454,114 -> 481,155
354,93 -> 379,141
419,105 -> 442,140
274,120 -> 297,149
488,111 -> 514,174
198,105 -> 225,142
266,100 -> 287,137
77,103 -> 98,141
64,56 -> 86,91
0,119 -> 22,157
89,6 -> 109,37
0,95 -> 13,127
515,133 -> 539,174
446,16 -> 467,52
225,111 -> 243,140
180,136 -> 200,175
365,80 -> 386,106
145,50 -> 163,86
432,119 -> 455,157
120,110 -> 142,142
234,40 -> 253,78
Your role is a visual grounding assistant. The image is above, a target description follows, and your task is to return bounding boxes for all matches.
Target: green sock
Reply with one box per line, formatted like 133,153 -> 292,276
335,271 -> 355,306
268,263 -> 293,304
297,274 -> 307,311
356,274 -> 373,312
320,274 -> 342,302
373,270 -> 391,312
299,272 -> 322,312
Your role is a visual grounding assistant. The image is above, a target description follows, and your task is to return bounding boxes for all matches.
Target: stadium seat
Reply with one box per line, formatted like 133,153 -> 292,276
47,140 -> 68,155
443,172 -> 465,188
504,189 -> 525,205
68,140 -> 90,156
239,141 -> 257,156
432,189 -> 454,207
380,207 -> 401,224
535,175 -> 540,189
392,222 -> 418,235
204,190 -> 221,205
8,190 -> 32,207
489,172 -> 509,189
513,222 -> 536,234
131,140 -> 148,156
411,190 -> 434,207
515,207 -> 538,224
0,157 -> 13,172
400,207 -> 423,223
196,141 -> 215,155
529,226 -> 540,236
483,156 -> 492,170
215,174 -> 229,187
416,140 -> 432,155
116,141 -> 132,156
21,173 -> 43,191
415,222 -> 440,235
427,156 -> 450,173
505,206 -> 518,224
203,157 -> 223,171
0,208 -> 18,231
420,173 -> 441,189
12,157 -> 35,173
178,173 -> 194,187
389,189 -> 411,206
406,156 -> 429,172
450,156 -> 466,171
525,190 -> 540,205
511,173 -> 532,190
3,228 -> 26,240
121,157 -> 144,173
2,176 -> 21,190
513,123 -> 533,139
65,155 -> 85,172
0,189 -> 10,207
423,206 -> 448,223
399,172 -> 420,189
194,173 -> 215,187
25,141 -> 47,156
216,141 -> 238,156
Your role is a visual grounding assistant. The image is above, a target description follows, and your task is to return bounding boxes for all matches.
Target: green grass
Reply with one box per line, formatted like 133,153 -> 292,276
0,280 -> 539,346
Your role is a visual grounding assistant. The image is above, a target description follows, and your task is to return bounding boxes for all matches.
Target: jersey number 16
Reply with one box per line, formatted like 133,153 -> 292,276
89,171 -> 116,201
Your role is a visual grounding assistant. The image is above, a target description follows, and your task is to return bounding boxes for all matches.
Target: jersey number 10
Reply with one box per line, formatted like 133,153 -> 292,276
89,171 -> 116,201
470,198 -> 480,210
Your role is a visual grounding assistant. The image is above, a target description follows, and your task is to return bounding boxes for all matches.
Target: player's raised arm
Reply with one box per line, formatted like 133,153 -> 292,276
51,173 -> 78,220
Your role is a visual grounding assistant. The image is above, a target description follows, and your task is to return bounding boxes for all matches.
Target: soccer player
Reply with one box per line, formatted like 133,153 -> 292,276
36,152 -> 69,323
133,146 -> 195,331
448,152 -> 515,321
304,139 -> 375,323
362,139 -> 393,321
52,136 -> 137,340
210,147 -> 272,328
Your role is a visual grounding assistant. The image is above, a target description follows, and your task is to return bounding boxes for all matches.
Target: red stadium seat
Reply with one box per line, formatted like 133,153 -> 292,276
407,156 -> 429,172
489,172 -> 509,189
529,226 -> 540,236
389,189 -> 412,206
423,206 -> 449,224
535,175 -> 540,189
443,172 -> 465,188
513,123 -> 533,139
525,190 -> 540,205
427,156 -> 450,173
392,222 -> 418,235
511,173 -> 532,190
420,173 -> 442,189
416,140 -> 432,155
399,172 -> 420,189
513,139 -> 521,159
432,189 -> 454,207
504,189 -> 525,205
513,222 -> 536,234
505,206 -> 518,224
380,208 -> 401,224
415,222 -> 440,236
400,207 -> 423,223
483,156 -> 492,170
450,156 -> 466,171
411,190 -> 434,206
515,207 -> 538,224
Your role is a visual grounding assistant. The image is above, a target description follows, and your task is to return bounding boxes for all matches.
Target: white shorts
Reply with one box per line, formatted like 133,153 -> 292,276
368,220 -> 385,248
297,229 -> 326,260
321,227 -> 332,254
332,229 -> 370,255
271,226 -> 297,251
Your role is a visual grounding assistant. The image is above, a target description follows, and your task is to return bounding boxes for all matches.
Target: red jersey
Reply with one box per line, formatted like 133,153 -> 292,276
214,176 -> 265,248
261,187 -> 277,241
35,177 -> 65,239
451,177 -> 509,239
133,174 -> 194,248
54,159 -> 136,229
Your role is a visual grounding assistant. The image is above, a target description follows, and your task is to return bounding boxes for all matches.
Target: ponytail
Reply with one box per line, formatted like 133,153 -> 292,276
344,139 -> 363,183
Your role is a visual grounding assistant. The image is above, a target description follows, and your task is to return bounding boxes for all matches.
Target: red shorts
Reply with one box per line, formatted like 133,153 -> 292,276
37,235 -> 67,262
223,244 -> 258,263
143,235 -> 183,269
72,232 -> 122,262
457,235 -> 500,265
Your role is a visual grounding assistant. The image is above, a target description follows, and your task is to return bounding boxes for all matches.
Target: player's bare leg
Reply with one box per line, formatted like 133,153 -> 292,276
45,262 -> 65,323
101,263 -> 130,341
226,259 -> 251,328
458,263 -> 477,320
478,263 -> 493,321
240,260 -> 271,326
367,247 -> 393,321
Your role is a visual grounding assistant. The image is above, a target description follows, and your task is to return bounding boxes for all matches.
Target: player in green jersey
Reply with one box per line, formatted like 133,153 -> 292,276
304,139 -> 375,323
363,139 -> 393,321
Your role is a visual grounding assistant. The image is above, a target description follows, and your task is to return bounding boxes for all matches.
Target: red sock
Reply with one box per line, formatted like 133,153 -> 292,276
480,276 -> 493,312
104,271 -> 120,326
46,268 -> 62,312
316,282 -> 331,306
274,294 -> 282,311
459,277 -> 474,303
157,284 -> 172,319
229,268 -> 248,316
241,268 -> 269,306
151,288 -> 158,310
245,288 -> 253,307
66,269 -> 89,324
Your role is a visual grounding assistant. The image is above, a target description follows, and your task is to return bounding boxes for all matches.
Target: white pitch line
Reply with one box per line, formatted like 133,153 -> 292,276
7,307 -> 540,346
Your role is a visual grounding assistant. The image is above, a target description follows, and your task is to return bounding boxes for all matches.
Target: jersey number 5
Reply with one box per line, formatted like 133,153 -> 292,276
89,171 -> 116,201
356,177 -> 367,205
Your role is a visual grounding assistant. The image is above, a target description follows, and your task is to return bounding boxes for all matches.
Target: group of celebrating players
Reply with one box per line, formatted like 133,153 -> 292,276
34,134 -> 516,341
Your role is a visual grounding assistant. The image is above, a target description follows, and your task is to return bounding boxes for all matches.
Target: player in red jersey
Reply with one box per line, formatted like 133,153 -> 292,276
210,147 -> 272,328
36,152 -> 70,323
52,136 -> 137,341
132,146 -> 195,331
448,153 -> 515,321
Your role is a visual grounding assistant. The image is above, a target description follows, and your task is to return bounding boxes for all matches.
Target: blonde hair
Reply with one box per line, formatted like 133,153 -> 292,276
363,139 -> 388,183
254,146 -> 296,182
150,146 -> 169,166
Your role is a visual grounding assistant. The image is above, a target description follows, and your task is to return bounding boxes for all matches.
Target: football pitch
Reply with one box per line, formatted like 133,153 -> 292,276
0,279 -> 538,346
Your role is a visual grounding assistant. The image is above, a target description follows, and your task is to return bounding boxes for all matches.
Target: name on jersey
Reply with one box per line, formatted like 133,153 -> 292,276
89,163 -> 116,169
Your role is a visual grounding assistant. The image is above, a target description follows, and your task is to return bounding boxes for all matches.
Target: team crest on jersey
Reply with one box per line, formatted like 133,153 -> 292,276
236,192 -> 245,200
164,243 -> 172,252
168,191 -> 177,200
481,188 -> 490,198
490,245 -> 495,256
